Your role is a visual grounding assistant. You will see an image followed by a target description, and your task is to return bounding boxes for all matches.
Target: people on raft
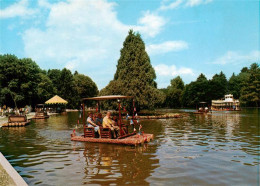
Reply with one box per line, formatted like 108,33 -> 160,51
87,113 -> 101,137
95,113 -> 103,126
102,111 -> 120,139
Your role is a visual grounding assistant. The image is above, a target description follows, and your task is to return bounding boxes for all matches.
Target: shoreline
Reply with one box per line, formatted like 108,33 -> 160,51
0,152 -> 28,186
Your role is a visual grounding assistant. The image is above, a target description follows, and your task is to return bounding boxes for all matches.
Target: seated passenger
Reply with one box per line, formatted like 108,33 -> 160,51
102,112 -> 120,138
112,115 -> 118,126
96,113 -> 103,126
87,113 -> 100,137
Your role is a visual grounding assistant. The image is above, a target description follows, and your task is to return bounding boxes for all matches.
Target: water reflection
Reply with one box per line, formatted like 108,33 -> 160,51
148,109 -> 259,185
0,109 -> 259,185
80,143 -> 159,185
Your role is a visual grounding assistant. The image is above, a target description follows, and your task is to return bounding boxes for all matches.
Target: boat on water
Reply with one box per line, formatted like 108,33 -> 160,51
211,94 -> 241,111
193,102 -> 210,114
71,95 -> 154,146
1,115 -> 30,127
32,104 -> 49,119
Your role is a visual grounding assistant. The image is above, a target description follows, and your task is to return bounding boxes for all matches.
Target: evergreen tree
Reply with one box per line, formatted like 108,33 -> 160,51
100,30 -> 164,110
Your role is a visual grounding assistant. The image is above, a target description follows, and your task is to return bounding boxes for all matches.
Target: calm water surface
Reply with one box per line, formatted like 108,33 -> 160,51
0,109 -> 259,185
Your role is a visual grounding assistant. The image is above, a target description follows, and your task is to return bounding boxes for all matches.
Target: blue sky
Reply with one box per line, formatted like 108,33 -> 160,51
0,0 -> 259,89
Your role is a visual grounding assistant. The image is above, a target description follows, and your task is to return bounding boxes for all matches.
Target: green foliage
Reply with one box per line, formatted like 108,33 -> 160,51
100,30 -> 165,110
240,63 -> 260,106
37,73 -> 57,103
208,71 -> 227,100
0,54 -> 41,107
0,54 -> 98,109
181,73 -> 209,107
74,73 -> 98,100
162,76 -> 184,108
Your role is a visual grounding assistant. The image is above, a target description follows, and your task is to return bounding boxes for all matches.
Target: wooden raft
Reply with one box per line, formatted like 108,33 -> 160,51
128,114 -> 182,120
32,112 -> 49,119
71,133 -> 154,146
2,115 -> 30,127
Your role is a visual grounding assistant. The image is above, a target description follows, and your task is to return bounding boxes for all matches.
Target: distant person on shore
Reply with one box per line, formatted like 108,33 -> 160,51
102,112 -> 119,138
87,113 -> 100,137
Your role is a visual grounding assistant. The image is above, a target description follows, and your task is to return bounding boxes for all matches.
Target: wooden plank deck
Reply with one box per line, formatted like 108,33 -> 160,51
71,133 -> 154,146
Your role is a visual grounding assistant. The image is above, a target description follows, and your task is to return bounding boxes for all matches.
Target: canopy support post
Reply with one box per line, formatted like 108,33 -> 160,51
83,102 -> 86,136
98,101 -> 100,113
118,99 -> 123,136
132,99 -> 135,119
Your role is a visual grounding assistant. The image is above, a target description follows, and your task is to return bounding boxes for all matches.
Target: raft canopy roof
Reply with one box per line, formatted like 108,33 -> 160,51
82,95 -> 133,101
45,95 -> 68,104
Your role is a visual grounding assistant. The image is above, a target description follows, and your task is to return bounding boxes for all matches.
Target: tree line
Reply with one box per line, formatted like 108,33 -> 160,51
0,54 -> 98,109
160,63 -> 260,108
0,30 -> 259,110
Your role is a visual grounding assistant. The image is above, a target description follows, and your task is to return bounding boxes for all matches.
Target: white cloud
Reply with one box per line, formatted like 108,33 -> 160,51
0,0 -> 36,18
146,41 -> 188,55
38,0 -> 52,9
212,50 -> 260,65
135,11 -> 166,37
154,64 -> 196,88
186,0 -> 213,7
158,0 -> 213,11
22,0 -> 167,89
154,64 -> 194,76
158,0 -> 182,11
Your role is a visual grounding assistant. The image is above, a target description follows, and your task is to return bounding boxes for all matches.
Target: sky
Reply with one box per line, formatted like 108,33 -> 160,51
0,0 -> 259,90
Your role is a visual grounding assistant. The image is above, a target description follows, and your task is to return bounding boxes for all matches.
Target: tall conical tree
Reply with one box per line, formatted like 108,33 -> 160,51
100,30 -> 164,110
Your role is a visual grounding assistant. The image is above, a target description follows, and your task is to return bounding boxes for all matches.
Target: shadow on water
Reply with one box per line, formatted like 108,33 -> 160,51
0,109 -> 259,185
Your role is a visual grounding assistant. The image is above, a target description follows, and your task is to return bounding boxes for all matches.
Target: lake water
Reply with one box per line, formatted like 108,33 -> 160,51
0,109 -> 259,185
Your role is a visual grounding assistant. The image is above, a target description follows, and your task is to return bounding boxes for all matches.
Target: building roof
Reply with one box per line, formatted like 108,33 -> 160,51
45,95 -> 68,104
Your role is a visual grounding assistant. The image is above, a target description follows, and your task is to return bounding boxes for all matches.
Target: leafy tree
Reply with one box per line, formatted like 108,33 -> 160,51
240,63 -> 260,106
100,30 -> 164,110
47,69 -> 62,92
0,54 -> 41,108
208,71 -> 227,100
228,73 -> 240,99
36,73 -> 57,103
59,68 -> 78,108
228,70 -> 249,99
74,73 -> 98,98
182,73 -> 209,107
164,76 -> 184,108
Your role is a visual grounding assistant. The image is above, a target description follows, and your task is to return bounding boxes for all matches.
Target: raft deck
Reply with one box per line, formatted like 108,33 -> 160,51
71,133 -> 154,146
32,112 -> 49,119
1,115 -> 30,127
